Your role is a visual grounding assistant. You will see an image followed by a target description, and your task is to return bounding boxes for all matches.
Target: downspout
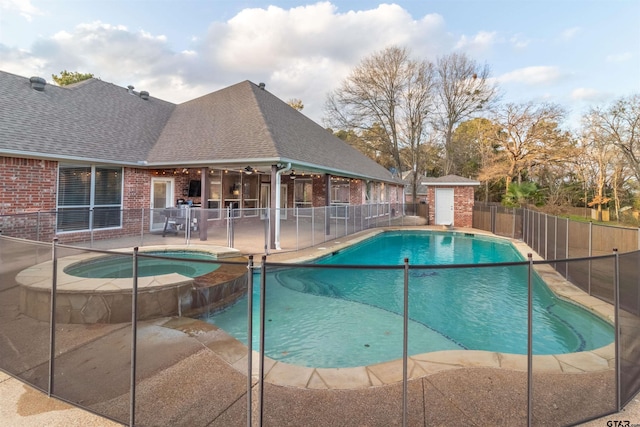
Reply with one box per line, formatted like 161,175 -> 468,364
274,163 -> 292,250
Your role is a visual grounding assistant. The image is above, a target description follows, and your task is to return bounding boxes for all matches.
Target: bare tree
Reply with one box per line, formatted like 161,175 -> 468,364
324,46 -> 436,198
587,95 -> 640,183
580,112 -> 615,221
486,102 -> 574,194
435,53 -> 498,175
579,108 -> 636,221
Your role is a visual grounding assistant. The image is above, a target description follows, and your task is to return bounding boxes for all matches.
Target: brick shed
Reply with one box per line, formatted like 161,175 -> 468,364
422,175 -> 480,228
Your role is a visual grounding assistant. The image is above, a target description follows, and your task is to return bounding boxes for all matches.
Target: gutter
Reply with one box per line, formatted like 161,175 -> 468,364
274,162 -> 292,250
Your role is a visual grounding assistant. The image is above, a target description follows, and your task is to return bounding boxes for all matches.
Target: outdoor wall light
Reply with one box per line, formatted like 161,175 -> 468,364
244,166 -> 254,175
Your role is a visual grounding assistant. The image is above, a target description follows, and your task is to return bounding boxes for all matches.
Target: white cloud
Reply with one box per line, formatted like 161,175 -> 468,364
204,2 -> 436,73
455,31 -> 498,53
498,66 -> 564,86
0,0 -> 41,21
606,52 -> 633,63
570,87 -> 609,102
560,26 -> 580,41
3,2 -> 587,123
509,34 -> 530,49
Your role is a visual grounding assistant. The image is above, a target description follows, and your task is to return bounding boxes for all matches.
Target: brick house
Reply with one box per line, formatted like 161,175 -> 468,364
0,71 -> 405,248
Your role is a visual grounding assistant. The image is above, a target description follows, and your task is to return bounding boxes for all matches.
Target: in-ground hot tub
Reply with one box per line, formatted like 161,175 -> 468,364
16,245 -> 248,324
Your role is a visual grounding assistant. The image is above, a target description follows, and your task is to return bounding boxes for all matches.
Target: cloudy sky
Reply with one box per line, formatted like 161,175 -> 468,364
1,0 -> 638,128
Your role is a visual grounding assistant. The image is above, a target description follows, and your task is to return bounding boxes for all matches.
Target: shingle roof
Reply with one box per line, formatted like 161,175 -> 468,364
421,175 -> 481,186
0,71 -> 175,164
0,71 -> 396,182
148,81 -> 395,181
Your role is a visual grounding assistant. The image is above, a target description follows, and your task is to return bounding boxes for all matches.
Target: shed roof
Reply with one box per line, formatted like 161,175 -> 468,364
421,175 -> 481,186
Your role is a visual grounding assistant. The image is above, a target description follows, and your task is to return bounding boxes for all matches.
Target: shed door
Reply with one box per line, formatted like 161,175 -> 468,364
435,188 -> 454,225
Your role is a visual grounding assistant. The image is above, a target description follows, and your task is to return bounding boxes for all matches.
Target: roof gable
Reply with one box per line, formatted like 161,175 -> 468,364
149,80 -> 395,181
147,81 -> 278,163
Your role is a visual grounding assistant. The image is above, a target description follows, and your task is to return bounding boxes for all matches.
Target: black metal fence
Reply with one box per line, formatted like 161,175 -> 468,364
1,228 -> 637,426
474,202 -> 640,414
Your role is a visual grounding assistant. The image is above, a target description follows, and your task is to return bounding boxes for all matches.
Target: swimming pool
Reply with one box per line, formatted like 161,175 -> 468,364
204,231 -> 614,368
64,250 -> 220,278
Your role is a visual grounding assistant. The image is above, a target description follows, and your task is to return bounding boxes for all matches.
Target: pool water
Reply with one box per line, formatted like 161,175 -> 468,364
64,250 -> 220,278
204,231 -> 614,368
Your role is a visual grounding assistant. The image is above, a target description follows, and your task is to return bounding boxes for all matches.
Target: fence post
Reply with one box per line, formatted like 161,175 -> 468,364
345,207 -> 348,238
527,253 -> 533,427
490,205 -> 495,234
531,211 -> 536,250
246,256 -> 254,427
226,206 -> 234,248
587,221 -> 593,295
258,255 -> 267,426
48,237 -> 59,397
129,247 -> 139,427
140,208 -> 145,246
354,204 -> 357,233
613,248 -> 620,412
295,207 -> 299,251
544,214 -> 548,260
263,208 -> 270,255
554,216 -> 558,261
185,207 -> 191,245
537,212 -> 541,255
532,211 -> 536,249
311,206 -> 315,247
402,258 -> 409,427
512,208 -> 516,239
565,218 -> 570,279
89,208 -> 95,247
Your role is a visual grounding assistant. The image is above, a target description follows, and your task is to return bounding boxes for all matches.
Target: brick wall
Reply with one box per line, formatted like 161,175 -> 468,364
0,156 -> 57,214
427,186 -> 475,228
454,186 -> 475,228
349,179 -> 363,204
388,184 -> 402,204
312,176 -> 327,207
124,167 -> 152,209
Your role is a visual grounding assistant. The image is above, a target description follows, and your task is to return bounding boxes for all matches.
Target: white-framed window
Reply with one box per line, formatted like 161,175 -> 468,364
57,164 -> 123,232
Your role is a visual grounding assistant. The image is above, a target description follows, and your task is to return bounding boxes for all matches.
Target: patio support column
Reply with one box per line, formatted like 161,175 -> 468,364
325,174 -> 331,236
198,167 -> 209,241
269,165 -> 278,250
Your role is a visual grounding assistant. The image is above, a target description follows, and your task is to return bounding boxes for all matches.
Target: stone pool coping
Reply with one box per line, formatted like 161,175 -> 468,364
16,245 -> 248,323
180,226 -> 614,390
16,244 -> 242,292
